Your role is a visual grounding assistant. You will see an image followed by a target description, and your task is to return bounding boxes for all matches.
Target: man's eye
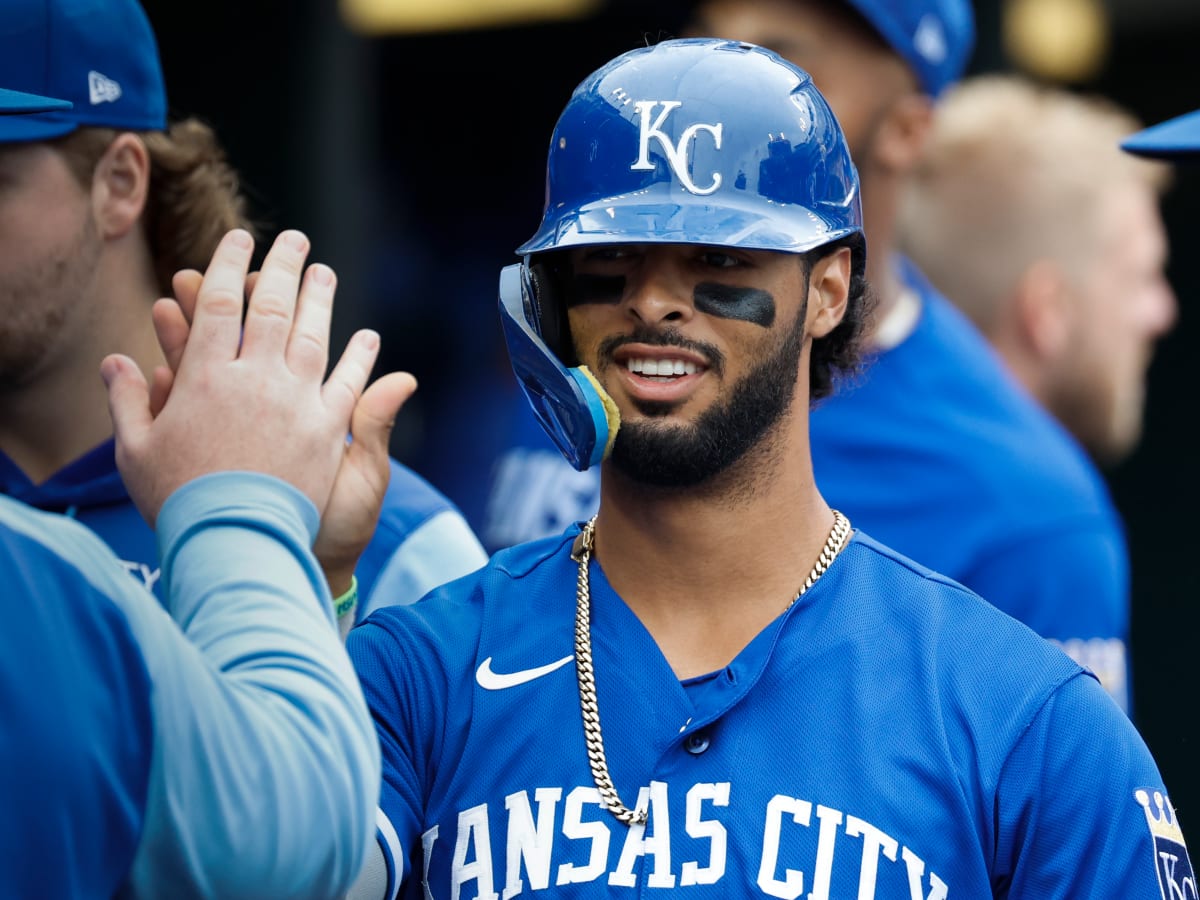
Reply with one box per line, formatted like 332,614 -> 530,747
701,251 -> 740,269
571,246 -> 629,266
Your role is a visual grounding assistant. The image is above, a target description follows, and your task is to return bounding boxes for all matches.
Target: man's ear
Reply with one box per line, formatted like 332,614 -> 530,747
91,132 -> 150,239
1013,258 -> 1074,361
807,247 -> 852,338
875,92 -> 934,173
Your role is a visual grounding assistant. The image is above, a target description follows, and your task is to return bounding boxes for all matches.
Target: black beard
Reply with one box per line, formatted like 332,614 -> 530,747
609,311 -> 806,487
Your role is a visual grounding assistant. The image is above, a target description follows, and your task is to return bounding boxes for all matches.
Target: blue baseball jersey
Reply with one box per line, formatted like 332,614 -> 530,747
0,473 -> 380,896
348,526 -> 1189,899
481,397 -> 602,553
810,258 -> 1131,712
0,438 -> 488,621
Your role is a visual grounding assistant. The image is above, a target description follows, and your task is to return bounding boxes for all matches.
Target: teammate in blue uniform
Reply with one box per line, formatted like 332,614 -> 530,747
683,0 -> 1135,714
0,0 -> 486,631
1,192 -> 392,893
476,0 -> 1135,715
344,39 -> 1192,898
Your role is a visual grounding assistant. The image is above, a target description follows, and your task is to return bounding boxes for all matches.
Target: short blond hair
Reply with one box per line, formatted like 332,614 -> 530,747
899,74 -> 1171,333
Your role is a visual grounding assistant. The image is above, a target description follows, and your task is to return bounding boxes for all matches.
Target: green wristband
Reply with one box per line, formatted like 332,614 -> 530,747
333,575 -> 358,619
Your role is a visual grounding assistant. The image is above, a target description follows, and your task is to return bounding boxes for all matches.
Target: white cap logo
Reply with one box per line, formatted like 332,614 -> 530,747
630,100 -> 724,196
88,71 -> 122,105
913,14 -> 948,65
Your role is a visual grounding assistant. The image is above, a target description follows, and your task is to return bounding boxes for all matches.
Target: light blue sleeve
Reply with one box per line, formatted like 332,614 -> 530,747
66,471 -> 383,899
358,509 -> 488,620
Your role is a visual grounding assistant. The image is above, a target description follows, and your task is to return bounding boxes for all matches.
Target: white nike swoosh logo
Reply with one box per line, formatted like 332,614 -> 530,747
476,654 -> 574,690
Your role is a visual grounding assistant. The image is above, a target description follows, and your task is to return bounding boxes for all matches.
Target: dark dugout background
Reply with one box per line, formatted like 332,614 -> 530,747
144,0 -> 1199,848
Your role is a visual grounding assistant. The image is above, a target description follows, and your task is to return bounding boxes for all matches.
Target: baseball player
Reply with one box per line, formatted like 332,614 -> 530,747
2,212 -> 390,891
343,39 -> 1192,898
0,0 -> 486,634
899,75 -> 1175,468
686,0 -> 1136,715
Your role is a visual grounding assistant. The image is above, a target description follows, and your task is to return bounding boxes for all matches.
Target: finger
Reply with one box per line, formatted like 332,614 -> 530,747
152,297 -> 190,375
349,371 -> 418,459
245,270 -> 260,297
100,354 -> 153,463
286,262 -> 336,381
171,269 -> 203,323
149,365 -> 175,418
183,229 -> 255,367
240,229 -> 310,362
323,329 -> 381,424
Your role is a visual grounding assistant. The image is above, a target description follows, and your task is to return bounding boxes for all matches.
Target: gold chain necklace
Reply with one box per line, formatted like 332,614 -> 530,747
570,509 -> 852,826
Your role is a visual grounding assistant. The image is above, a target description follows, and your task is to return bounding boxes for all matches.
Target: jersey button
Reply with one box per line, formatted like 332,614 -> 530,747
684,732 -> 710,755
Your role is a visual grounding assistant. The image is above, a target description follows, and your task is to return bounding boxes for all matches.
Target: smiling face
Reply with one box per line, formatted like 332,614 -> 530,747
561,242 -> 848,487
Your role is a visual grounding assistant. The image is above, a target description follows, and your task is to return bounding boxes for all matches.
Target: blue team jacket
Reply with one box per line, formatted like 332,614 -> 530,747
0,438 -> 488,622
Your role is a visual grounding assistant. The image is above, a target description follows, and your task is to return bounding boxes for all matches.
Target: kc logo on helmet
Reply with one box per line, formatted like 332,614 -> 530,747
631,101 -> 723,195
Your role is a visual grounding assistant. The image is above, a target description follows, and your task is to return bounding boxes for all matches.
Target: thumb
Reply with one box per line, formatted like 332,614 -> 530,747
348,372 -> 418,460
101,354 -> 153,457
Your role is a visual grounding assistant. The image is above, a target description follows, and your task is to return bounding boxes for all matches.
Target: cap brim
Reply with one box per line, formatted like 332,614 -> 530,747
0,111 -> 79,142
0,88 -> 72,116
1122,109 -> 1200,160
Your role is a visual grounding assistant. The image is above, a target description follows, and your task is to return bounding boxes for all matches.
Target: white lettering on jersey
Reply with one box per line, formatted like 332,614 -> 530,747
119,559 -> 161,591
846,815 -> 899,898
808,804 -> 844,899
759,795 -> 811,898
901,846 -> 949,900
631,100 -> 723,195
681,782 -> 729,885
429,782 -> 951,896
609,783 -> 674,888
451,803 -> 498,900
421,825 -> 438,900
503,788 -> 562,897
556,787 -> 610,885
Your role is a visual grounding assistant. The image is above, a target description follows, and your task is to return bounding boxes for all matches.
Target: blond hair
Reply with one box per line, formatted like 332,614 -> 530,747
54,119 -> 260,295
899,74 -> 1171,333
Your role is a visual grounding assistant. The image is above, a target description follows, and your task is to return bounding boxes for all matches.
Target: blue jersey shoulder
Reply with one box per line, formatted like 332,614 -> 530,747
0,498 -> 153,896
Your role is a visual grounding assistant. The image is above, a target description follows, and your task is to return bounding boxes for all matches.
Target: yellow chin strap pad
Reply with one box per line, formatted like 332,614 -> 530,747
577,365 -> 620,461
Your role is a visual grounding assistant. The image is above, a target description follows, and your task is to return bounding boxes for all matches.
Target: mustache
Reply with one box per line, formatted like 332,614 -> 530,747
596,327 -> 725,377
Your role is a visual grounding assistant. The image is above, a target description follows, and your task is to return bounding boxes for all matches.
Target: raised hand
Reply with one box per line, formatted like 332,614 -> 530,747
102,229 -> 388,527
138,235 -> 415,593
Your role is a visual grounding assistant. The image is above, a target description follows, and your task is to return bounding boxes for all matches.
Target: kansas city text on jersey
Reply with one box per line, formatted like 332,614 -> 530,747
410,782 -> 948,899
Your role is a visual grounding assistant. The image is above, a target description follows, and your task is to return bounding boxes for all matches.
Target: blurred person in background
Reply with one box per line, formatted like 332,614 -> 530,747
0,0 -> 486,633
899,74 -> 1176,468
684,0 -> 1137,714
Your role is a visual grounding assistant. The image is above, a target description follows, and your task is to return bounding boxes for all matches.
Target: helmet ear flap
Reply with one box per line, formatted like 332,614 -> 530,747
527,255 -> 577,366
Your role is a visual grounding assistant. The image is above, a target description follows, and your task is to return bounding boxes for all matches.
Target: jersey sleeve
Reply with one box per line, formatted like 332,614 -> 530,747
963,526 -> 1131,713
358,508 -> 488,619
0,501 -> 154,898
345,609 -> 450,896
102,472 -> 379,898
996,672 -> 1193,898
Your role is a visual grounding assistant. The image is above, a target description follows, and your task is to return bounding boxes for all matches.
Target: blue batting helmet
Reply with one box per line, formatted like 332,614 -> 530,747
498,37 -> 864,471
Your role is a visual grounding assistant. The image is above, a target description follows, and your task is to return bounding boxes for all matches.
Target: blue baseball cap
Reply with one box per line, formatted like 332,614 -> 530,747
0,87 -> 72,116
1121,108 -> 1200,160
846,0 -> 975,97
0,0 -> 166,144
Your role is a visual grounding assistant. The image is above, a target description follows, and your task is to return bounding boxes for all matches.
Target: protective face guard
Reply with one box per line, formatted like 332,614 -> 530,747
497,263 -> 614,471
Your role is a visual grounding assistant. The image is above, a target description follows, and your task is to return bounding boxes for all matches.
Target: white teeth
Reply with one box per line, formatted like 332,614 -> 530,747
627,358 -> 697,377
